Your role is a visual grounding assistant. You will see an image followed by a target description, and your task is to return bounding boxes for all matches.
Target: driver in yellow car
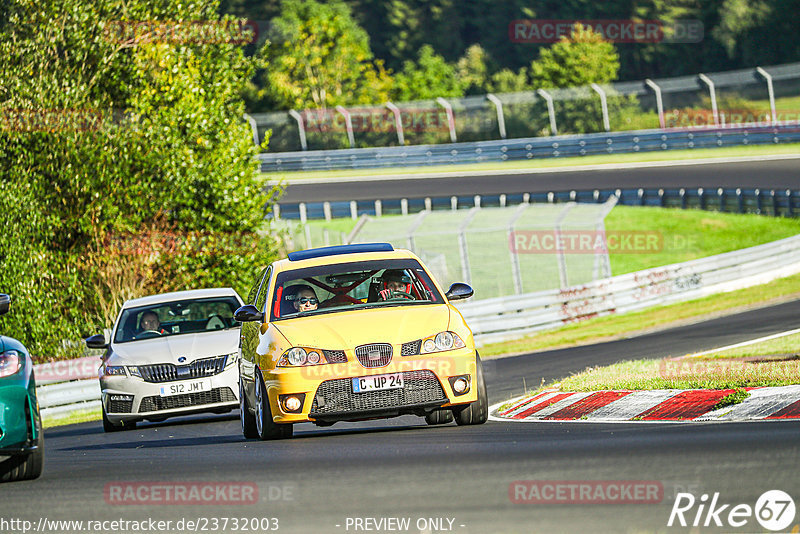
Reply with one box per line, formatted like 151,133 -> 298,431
378,269 -> 413,300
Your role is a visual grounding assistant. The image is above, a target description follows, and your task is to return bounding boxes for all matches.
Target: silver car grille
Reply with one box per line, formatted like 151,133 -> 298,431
354,343 -> 392,368
138,355 -> 228,383
138,387 -> 236,412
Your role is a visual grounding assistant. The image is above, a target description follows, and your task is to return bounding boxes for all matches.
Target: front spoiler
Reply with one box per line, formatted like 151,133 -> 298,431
309,399 -> 448,423
0,443 -> 39,456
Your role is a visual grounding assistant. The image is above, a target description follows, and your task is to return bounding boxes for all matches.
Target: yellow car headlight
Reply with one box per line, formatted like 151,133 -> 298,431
417,332 -> 465,354
278,347 -> 328,367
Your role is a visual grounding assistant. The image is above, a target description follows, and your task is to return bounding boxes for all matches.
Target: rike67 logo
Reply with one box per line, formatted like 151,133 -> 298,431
668,490 -> 796,531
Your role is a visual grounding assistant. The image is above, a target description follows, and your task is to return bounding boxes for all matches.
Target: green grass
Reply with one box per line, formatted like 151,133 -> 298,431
301,205 -> 800,278
263,142 -> 800,182
605,207 -> 800,274
713,389 -> 751,410
42,406 -> 101,429
552,356 -> 800,392
698,332 -> 800,359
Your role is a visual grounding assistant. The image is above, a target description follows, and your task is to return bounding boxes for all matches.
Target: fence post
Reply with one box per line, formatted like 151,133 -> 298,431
508,202 -> 530,294
718,188 -> 725,212
243,113 -> 260,146
299,202 -> 307,224
787,189 -> 793,217
771,189 -> 778,216
323,201 -> 332,222
436,97 -> 457,142
451,196 -> 458,210
554,203 -> 577,289
736,188 -> 744,213
698,74 -> 719,127
288,110 -> 308,151
375,199 -> 382,217
644,79 -> 665,129
755,188 -> 762,214
406,209 -> 429,252
590,83 -> 611,132
680,188 -> 687,209
385,102 -> 405,145
698,187 -> 705,210
458,208 -> 481,284
537,89 -> 558,136
756,67 -> 777,125
350,200 -> 358,220
486,93 -> 507,139
401,198 -> 408,216
335,105 -> 355,148
425,197 -> 432,211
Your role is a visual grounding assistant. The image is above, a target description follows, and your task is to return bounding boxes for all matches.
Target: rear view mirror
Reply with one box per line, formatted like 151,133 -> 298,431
0,294 -> 9,316
85,333 -> 109,349
234,305 -> 264,323
445,283 -> 474,301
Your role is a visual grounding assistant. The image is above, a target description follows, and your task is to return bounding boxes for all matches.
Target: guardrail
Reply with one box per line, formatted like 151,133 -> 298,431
277,187 -> 800,222
259,122 -> 800,172
455,233 -> 800,345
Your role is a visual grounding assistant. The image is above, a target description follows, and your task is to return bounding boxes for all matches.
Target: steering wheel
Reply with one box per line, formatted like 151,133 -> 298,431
206,315 -> 226,330
386,290 -> 415,300
135,330 -> 163,339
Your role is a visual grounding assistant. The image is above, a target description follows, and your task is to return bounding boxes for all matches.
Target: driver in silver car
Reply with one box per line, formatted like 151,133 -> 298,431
139,311 -> 166,335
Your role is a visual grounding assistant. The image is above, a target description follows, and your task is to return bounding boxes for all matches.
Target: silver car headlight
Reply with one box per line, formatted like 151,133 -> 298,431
102,364 -> 127,377
127,366 -> 142,378
224,352 -> 239,368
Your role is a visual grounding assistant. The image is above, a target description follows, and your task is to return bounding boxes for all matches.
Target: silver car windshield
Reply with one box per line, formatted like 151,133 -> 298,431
113,297 -> 241,343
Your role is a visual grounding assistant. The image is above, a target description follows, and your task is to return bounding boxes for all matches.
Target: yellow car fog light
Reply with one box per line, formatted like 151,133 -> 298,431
448,375 -> 471,396
279,393 -> 306,413
423,339 -> 436,352
453,377 -> 468,393
307,351 -> 321,365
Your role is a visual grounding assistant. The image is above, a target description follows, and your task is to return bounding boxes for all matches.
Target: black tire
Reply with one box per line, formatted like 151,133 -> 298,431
453,353 -> 488,426
254,369 -> 293,440
240,377 -> 259,439
425,408 -> 454,425
1,401 -> 44,482
102,404 -> 136,432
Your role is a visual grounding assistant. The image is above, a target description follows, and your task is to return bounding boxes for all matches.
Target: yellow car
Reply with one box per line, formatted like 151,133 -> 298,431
235,243 -> 487,439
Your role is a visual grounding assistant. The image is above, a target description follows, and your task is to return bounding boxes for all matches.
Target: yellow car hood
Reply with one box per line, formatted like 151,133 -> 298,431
272,304 -> 451,349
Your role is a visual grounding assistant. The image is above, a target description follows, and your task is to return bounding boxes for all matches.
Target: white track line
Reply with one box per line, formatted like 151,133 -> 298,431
687,328 -> 800,358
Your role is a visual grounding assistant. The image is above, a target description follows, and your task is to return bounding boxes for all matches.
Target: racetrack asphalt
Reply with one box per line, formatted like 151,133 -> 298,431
280,158 -> 800,203
2,299 -> 799,533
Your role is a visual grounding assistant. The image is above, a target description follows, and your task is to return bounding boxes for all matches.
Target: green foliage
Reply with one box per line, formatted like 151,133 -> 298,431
531,23 -> 620,89
0,0 -> 279,359
391,45 -> 464,101
255,0 -> 393,110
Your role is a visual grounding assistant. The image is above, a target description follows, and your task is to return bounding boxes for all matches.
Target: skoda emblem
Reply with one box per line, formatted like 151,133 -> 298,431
178,356 -> 186,363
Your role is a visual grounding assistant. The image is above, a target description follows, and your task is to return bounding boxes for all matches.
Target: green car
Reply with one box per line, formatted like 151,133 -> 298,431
0,294 -> 44,482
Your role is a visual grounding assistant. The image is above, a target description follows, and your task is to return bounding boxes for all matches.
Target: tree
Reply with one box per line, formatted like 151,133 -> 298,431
0,0 -> 278,358
530,23 -> 620,88
256,0 -> 392,110
391,45 -> 464,101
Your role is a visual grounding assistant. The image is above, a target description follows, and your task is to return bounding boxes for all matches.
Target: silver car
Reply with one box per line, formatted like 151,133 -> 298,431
86,288 -> 243,431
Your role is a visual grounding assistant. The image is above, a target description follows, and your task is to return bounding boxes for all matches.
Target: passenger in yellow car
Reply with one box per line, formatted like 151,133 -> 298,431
291,285 -> 319,313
